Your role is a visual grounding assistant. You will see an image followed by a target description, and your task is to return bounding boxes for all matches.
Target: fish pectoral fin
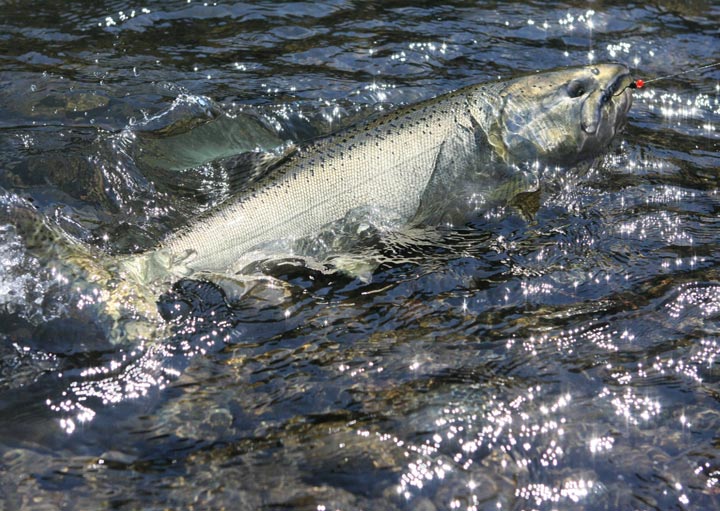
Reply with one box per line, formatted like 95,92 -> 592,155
508,188 -> 542,221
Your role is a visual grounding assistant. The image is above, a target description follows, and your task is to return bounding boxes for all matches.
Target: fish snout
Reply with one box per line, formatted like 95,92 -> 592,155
581,65 -> 634,135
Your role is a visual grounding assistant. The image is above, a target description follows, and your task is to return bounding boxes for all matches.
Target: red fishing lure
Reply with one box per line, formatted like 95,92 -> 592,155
628,62 -> 718,90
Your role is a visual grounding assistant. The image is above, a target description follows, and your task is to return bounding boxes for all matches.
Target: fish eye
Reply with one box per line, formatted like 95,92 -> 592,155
566,80 -> 588,98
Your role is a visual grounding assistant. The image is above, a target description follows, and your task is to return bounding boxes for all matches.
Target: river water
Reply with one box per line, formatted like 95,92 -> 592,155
0,1 -> 719,510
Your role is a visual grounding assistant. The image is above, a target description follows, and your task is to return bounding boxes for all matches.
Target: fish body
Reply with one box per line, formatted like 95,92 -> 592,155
160,86 -> 486,274
126,63 -> 634,283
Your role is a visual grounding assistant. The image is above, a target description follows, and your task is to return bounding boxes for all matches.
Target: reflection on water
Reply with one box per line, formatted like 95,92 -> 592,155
1,1 -> 719,510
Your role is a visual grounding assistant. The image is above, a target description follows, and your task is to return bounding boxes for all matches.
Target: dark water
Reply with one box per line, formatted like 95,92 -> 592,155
1,1 -> 719,510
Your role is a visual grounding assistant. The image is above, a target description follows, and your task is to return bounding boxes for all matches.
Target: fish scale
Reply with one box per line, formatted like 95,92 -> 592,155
158,91 -> 479,274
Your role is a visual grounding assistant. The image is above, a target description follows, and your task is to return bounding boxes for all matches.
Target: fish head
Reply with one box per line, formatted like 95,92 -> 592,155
487,63 -> 634,164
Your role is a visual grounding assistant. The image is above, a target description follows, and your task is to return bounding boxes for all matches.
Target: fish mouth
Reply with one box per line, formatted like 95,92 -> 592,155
606,69 -> 634,116
581,67 -> 634,135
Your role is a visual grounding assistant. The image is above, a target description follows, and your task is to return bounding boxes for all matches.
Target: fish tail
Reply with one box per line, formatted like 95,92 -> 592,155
1,193 -> 163,343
